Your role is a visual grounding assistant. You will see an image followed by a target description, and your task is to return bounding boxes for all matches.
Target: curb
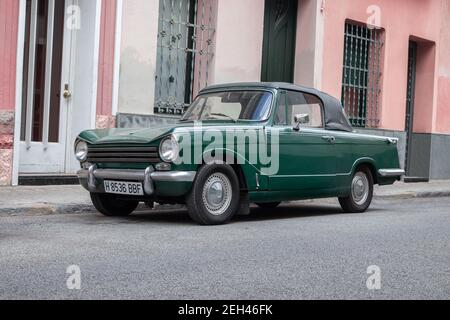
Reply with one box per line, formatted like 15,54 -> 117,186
0,203 -> 186,216
1,191 -> 449,216
374,191 -> 450,200
0,203 -> 94,216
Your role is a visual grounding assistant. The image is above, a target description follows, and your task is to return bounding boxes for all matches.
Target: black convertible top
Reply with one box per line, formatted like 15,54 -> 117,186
200,82 -> 353,132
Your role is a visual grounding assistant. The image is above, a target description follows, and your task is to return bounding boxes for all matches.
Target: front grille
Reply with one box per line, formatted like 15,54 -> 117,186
87,146 -> 161,164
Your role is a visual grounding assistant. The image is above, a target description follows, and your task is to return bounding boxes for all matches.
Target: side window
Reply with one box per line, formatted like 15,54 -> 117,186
274,92 -> 287,125
286,91 -> 324,128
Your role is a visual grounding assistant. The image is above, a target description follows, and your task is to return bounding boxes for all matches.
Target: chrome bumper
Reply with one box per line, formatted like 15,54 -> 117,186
378,169 -> 405,177
77,165 -> 196,195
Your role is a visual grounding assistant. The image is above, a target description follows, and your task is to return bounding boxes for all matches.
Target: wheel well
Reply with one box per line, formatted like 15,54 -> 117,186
199,159 -> 248,191
231,164 -> 248,191
356,163 -> 378,185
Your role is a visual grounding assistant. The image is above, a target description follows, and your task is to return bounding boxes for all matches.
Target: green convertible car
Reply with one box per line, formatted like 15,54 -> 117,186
75,82 -> 404,225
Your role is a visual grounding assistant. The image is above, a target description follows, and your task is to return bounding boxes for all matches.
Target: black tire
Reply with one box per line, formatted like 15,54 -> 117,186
339,166 -> 374,213
186,165 -> 240,225
256,202 -> 281,209
90,193 -> 139,217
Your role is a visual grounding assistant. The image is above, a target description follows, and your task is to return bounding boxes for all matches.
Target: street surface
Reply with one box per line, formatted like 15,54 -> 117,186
1,197 -> 449,300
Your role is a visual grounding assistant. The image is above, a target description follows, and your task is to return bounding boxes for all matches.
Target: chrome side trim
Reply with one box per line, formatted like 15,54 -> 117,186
379,169 -> 405,177
151,171 -> 196,182
386,137 -> 399,145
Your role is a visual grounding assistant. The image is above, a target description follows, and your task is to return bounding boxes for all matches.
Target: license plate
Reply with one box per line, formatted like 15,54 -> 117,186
104,181 -> 144,196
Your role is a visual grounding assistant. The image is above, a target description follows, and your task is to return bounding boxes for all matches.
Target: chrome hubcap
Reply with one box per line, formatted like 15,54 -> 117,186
202,173 -> 232,216
352,172 -> 369,206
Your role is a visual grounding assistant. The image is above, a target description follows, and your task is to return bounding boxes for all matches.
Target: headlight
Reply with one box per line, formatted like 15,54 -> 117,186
75,140 -> 88,162
159,135 -> 179,163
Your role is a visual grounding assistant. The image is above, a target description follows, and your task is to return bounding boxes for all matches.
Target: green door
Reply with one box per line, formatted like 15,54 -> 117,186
261,0 -> 298,83
269,91 -> 337,196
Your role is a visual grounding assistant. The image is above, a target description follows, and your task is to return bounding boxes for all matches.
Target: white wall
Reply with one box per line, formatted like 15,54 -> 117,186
212,0 -> 265,84
118,0 -> 159,115
294,0 -> 322,88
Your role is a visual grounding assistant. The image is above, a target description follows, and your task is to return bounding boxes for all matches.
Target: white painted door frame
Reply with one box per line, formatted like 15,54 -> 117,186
64,0 -> 102,174
13,0 -> 102,180
18,0 -> 74,174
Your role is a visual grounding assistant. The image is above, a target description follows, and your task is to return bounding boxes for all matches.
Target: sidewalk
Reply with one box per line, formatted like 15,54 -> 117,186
1,180 -> 450,215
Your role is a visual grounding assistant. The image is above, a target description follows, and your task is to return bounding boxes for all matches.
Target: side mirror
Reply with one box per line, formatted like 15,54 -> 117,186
293,114 -> 310,131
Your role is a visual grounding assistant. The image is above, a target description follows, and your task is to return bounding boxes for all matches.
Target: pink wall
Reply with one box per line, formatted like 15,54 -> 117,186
0,0 -> 19,185
436,0 -> 450,134
0,0 -> 19,111
96,0 -> 117,118
437,77 -> 450,134
321,0 -> 442,132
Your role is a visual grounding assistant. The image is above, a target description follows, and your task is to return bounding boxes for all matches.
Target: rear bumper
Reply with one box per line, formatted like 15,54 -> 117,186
378,169 -> 405,178
77,165 -> 196,196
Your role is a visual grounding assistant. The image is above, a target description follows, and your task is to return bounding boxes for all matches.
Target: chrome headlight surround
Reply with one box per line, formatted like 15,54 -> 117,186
159,135 -> 180,163
75,140 -> 88,162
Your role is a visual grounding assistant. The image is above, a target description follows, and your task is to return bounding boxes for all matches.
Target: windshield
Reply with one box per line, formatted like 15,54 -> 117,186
181,91 -> 273,122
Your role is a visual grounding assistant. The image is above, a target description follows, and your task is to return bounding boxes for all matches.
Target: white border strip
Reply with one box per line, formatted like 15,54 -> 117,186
25,0 -> 37,148
91,0 -> 102,128
12,0 -> 27,186
42,0 -> 55,147
111,0 -> 123,116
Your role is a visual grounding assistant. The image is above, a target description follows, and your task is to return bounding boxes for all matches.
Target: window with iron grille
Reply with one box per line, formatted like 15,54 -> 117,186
341,22 -> 383,128
154,0 -> 216,116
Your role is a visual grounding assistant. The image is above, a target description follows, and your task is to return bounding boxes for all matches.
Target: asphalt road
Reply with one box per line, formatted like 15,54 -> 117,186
1,197 -> 449,300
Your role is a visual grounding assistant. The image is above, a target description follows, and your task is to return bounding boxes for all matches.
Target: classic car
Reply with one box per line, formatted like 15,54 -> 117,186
75,82 -> 404,225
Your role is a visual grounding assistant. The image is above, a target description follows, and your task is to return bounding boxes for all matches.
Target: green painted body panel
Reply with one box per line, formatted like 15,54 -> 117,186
154,181 -> 192,197
77,86 -> 402,202
268,127 -> 337,197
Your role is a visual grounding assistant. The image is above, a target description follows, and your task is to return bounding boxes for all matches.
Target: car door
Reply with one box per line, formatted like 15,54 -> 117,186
268,90 -> 337,196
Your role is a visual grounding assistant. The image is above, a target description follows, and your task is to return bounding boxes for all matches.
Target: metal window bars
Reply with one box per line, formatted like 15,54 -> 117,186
154,0 -> 216,116
341,23 -> 383,128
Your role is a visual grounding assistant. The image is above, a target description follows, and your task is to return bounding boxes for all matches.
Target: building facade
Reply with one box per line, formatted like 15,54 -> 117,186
1,0 -> 449,186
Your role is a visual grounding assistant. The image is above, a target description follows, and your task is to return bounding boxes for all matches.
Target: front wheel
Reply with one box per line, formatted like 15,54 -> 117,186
339,166 -> 374,213
186,165 -> 240,225
90,193 -> 139,217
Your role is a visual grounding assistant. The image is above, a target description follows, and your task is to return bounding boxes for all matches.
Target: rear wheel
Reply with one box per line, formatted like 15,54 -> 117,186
90,193 -> 139,217
256,202 -> 281,209
186,165 -> 240,225
339,166 -> 374,213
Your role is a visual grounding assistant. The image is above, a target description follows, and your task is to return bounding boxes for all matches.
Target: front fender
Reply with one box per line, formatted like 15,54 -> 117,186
201,148 -> 265,191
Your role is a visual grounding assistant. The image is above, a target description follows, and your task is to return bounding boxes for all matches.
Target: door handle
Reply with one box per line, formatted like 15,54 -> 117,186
322,136 -> 336,143
63,84 -> 72,100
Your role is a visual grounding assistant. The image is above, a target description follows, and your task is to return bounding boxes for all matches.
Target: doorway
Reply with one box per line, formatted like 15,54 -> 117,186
404,38 -> 436,182
19,0 -> 73,174
405,41 -> 417,176
261,0 -> 298,83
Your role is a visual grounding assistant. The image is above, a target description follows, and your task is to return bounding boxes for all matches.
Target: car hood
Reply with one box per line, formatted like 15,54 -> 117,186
78,121 -> 260,145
